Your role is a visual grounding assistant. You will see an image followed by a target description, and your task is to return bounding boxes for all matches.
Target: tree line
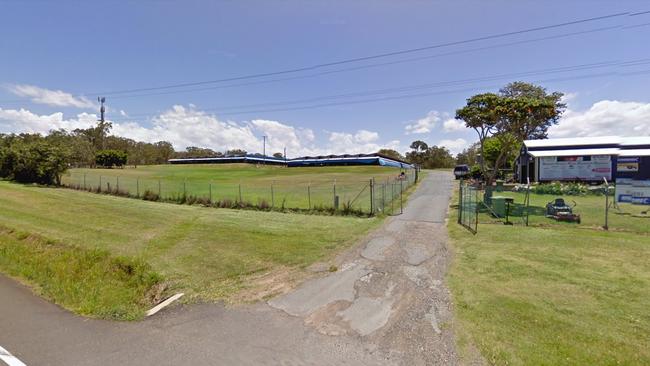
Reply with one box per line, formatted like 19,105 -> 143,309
0,81 -> 562,185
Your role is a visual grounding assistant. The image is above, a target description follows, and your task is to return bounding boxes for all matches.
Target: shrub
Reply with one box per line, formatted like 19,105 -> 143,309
530,182 -> 613,196
0,138 -> 69,185
95,150 -> 128,168
142,189 -> 160,201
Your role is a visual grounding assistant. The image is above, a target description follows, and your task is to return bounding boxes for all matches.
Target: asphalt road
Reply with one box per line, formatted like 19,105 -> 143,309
0,170 -> 457,366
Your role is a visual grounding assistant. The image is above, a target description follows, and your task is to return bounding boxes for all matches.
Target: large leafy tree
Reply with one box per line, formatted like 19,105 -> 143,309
377,148 -> 404,161
0,134 -> 70,185
406,141 -> 455,169
455,82 -> 565,183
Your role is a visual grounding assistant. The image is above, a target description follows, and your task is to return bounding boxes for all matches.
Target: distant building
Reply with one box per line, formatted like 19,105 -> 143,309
168,153 -> 414,169
168,154 -> 287,166
287,153 -> 413,169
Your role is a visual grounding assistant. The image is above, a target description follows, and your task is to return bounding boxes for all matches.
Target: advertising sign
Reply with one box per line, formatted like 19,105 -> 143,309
616,178 -> 650,205
617,157 -> 639,172
538,155 -> 612,181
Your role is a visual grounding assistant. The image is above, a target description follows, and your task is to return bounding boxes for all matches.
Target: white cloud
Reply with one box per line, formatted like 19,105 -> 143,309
561,92 -> 578,104
405,111 -> 440,134
327,130 -> 399,155
550,100 -> 650,138
0,108 -> 96,132
437,138 -> 468,155
5,84 -> 94,108
0,105 -> 401,158
442,118 -> 466,132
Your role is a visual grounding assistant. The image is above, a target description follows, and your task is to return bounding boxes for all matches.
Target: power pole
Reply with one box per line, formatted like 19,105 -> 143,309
97,97 -> 107,149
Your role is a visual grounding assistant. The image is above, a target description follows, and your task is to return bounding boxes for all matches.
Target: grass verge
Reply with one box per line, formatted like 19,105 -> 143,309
0,226 -> 162,320
0,181 -> 379,317
447,189 -> 650,364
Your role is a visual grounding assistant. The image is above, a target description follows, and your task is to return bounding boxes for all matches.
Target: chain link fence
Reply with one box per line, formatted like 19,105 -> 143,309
61,169 -> 417,216
458,180 -> 478,234
457,182 -> 650,234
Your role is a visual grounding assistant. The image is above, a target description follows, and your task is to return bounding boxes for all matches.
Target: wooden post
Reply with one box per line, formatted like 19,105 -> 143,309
83,173 -> 86,190
209,183 -> 212,203
308,183 -> 311,210
137,178 -> 140,197
333,179 -> 337,210
271,182 -> 274,208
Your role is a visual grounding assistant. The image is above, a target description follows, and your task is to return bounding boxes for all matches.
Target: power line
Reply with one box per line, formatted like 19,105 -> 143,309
104,24 -> 625,101
106,58 -> 650,120
211,69 -> 650,116
86,11 -> 632,96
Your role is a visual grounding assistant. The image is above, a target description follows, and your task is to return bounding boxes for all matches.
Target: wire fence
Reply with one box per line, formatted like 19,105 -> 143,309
458,180 -> 478,234
457,182 -> 650,234
61,169 -> 418,216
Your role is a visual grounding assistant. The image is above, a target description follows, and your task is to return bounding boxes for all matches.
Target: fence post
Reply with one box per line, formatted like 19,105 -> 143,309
183,178 -> 187,198
83,173 -> 87,190
333,179 -> 337,209
604,183 -> 609,231
370,179 -> 374,215
209,183 -> 212,203
136,178 -> 140,197
271,182 -> 274,208
239,183 -> 242,203
391,181 -> 394,214
382,182 -> 385,213
399,178 -> 403,214
308,183 -> 311,210
99,175 -> 102,192
458,179 -> 463,224
116,176 -> 120,191
158,179 -> 161,197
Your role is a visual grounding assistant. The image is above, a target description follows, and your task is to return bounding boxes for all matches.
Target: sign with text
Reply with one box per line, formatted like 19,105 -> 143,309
539,155 -> 612,181
616,178 -> 650,205
617,157 -> 640,172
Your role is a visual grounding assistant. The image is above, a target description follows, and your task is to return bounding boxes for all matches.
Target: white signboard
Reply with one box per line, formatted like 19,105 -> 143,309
538,155 -> 612,181
616,178 -> 650,205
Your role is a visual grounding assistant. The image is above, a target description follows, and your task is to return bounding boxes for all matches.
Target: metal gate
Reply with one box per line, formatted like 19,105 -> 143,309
458,180 -> 478,234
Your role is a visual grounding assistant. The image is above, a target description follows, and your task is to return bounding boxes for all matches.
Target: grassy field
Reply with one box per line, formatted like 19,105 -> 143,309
0,181 -> 379,319
448,190 -> 650,364
61,164 -> 414,212
480,190 -> 650,234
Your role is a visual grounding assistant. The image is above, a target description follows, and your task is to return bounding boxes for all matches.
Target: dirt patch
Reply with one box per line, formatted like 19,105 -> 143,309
231,266 -> 306,303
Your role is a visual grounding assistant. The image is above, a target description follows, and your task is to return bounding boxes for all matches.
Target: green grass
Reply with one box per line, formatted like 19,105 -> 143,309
61,164 -> 414,212
0,227 -> 162,320
448,190 -> 650,365
0,181 -> 379,318
483,191 -> 650,234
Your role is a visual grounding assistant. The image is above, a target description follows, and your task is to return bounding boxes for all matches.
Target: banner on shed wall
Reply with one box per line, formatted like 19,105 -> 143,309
538,155 -> 612,181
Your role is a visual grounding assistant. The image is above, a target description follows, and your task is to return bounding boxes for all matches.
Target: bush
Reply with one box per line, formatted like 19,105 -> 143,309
0,138 -> 69,185
530,182 -> 613,196
142,189 -> 160,201
95,150 -> 128,168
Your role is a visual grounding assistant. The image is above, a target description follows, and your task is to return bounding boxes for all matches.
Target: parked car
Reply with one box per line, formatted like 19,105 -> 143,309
453,164 -> 470,179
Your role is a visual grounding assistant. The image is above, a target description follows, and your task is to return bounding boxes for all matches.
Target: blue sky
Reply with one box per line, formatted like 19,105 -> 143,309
1,0 -> 650,156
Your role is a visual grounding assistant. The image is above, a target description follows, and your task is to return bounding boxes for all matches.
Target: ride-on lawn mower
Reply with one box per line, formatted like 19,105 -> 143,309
545,198 -> 581,223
